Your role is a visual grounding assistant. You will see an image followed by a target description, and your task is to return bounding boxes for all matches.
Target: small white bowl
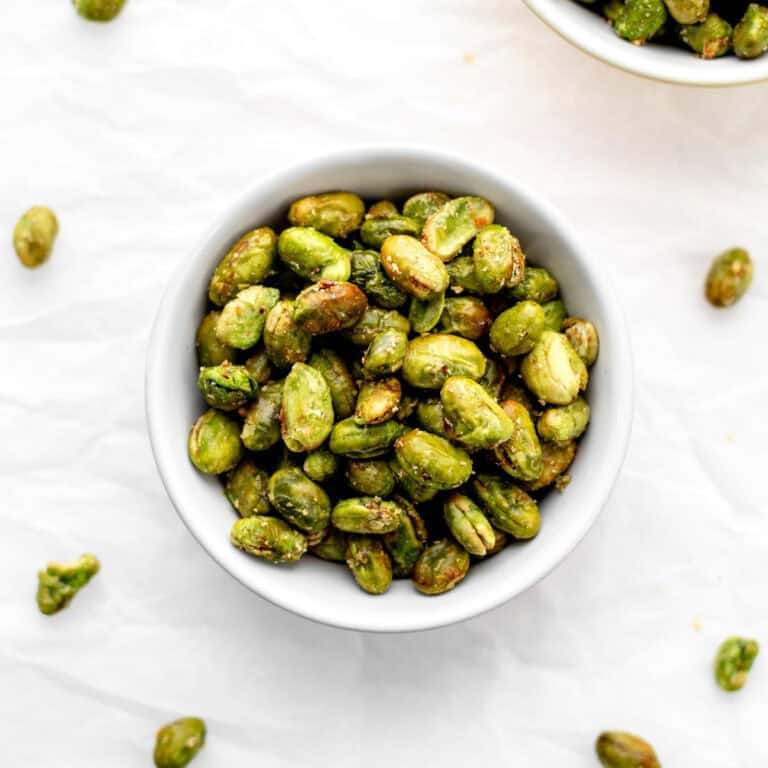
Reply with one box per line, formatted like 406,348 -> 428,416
146,147 -> 634,633
524,0 -> 768,86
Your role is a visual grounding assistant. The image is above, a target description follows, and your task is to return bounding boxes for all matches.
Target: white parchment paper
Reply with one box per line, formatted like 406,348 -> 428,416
1,1 -> 766,764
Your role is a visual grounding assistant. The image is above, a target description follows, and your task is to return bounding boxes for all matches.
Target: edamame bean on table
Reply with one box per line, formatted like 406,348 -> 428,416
595,731 -> 661,768
188,190 -> 599,596
574,0 -> 768,60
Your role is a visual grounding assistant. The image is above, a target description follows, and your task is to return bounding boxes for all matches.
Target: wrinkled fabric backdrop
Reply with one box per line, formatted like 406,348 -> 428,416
1,1 -> 766,765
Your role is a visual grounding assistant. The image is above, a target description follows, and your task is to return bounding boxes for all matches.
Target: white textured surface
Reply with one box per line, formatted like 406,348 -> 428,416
0,0 -> 766,765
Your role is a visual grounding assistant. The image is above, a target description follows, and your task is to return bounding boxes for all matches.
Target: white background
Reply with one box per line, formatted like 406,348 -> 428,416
1,1 -> 766,765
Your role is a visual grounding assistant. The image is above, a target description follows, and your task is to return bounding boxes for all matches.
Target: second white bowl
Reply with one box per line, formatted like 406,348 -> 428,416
524,0 -> 768,86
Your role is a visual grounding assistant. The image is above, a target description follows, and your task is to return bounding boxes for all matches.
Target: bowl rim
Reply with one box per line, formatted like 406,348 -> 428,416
522,0 -> 768,87
145,145 -> 635,632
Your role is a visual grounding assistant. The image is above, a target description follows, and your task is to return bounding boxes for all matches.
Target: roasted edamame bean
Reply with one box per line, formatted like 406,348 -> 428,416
705,247 -> 753,306
154,717 -> 206,768
734,3 -> 768,57
225,459 -> 271,516
440,376 -> 514,450
188,410 -> 243,474
231,515 -> 307,563
216,286 -> 280,349
714,636 -> 759,691
402,333 -> 486,389
281,363 -> 334,452
413,540 -> 470,595
680,13 -> 733,57
421,196 -> 495,261
36,554 -> 100,615
13,206 -> 58,268
380,235 -> 450,300
209,227 -> 277,306
520,331 -> 588,405
595,732 -> 660,768
288,192 -> 365,238
74,0 -> 126,21
197,362 -> 257,411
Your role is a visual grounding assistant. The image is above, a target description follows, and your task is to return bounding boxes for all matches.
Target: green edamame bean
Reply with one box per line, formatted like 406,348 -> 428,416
383,496 -> 427,576
595,732 -> 660,768
520,331 -> 588,405
303,450 -> 338,483
439,297 -> 492,340
268,467 -> 331,534
74,0 -> 126,21
362,329 -> 409,377
402,191 -> 451,222
380,235 -> 450,301
197,362 -> 257,411
490,300 -> 547,357
345,459 -> 396,497
329,418 -> 405,459
188,410 -> 243,475
231,515 -> 307,564
440,376 -> 514,450
443,493 -> 496,557
153,717 -> 206,768
734,4 -> 768,58
263,300 -> 312,367
413,540 -> 470,595
615,0 -> 668,43
241,380 -> 283,451
309,349 -> 358,419
294,280 -> 368,335
332,497 -> 403,534
714,636 -> 759,692
409,292 -> 446,334
402,334 -> 486,389
281,363 -> 334,453
493,399 -> 543,482
360,216 -> 423,248
680,13 -> 733,57
346,536 -> 393,594
508,266 -> 559,303
13,206 -> 58,268
394,429 -> 472,491
36,554 -> 100,615
354,378 -> 402,425
216,286 -> 280,350
421,196 -> 495,261
278,227 -> 351,282
208,227 -> 277,306
473,225 -> 525,293
537,398 -> 590,443
343,307 -> 411,346
473,474 -> 541,539
665,0 -> 708,24
350,250 -> 408,308
196,311 -> 235,367
225,459 -> 271,516
288,192 -> 365,238
705,247 -> 753,306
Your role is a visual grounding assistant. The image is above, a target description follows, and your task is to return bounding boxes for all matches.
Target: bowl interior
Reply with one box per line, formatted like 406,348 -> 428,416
525,0 -> 768,86
146,148 -> 633,632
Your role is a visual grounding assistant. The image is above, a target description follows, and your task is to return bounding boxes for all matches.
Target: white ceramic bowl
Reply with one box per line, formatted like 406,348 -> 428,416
524,0 -> 768,86
146,147 -> 634,633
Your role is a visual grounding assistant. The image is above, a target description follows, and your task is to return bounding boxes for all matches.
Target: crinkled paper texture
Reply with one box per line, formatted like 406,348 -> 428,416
0,0 -> 766,764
